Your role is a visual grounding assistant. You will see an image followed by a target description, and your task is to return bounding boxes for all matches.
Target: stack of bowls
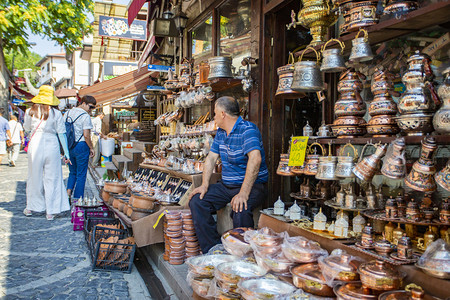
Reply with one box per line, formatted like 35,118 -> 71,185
164,211 -> 185,265
181,210 -> 200,257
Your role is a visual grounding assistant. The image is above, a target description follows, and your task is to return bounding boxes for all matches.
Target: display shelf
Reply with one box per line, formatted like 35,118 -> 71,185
160,130 -> 217,139
362,209 -> 449,226
348,245 -> 417,266
294,1 -> 450,58
308,134 -> 450,145
324,200 -> 369,212
290,192 -> 325,201
210,78 -> 242,92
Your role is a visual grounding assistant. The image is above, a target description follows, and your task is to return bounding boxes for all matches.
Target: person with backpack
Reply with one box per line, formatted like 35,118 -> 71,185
23,85 -> 71,220
64,95 -> 96,200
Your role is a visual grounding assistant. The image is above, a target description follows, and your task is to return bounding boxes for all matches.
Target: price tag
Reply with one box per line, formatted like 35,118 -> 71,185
288,136 -> 309,167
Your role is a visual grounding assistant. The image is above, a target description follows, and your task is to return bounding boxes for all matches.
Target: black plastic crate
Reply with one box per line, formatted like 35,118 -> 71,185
83,217 -> 120,244
91,240 -> 136,273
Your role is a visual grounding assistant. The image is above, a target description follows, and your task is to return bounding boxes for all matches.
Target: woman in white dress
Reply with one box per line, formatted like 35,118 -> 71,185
23,86 -> 71,220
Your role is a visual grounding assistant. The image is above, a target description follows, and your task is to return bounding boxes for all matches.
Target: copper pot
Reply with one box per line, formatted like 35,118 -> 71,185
358,260 -> 405,291
291,263 -> 335,297
334,283 -> 378,300
276,53 -> 306,98
320,253 -> 361,282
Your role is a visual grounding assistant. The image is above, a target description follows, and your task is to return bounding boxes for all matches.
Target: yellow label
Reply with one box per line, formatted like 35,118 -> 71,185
288,136 -> 309,167
153,210 -> 169,229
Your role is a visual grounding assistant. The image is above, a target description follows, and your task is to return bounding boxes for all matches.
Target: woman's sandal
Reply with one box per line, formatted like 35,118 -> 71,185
23,209 -> 32,217
46,214 -> 54,221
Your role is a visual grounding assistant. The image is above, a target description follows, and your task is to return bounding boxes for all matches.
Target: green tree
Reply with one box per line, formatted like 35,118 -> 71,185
4,48 -> 41,72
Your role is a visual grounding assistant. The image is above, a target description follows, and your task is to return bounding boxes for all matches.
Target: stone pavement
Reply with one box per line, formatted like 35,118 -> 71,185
0,152 -> 152,300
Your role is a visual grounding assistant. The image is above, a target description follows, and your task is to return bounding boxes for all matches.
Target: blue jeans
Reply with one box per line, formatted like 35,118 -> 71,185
67,141 -> 90,199
189,181 -> 265,253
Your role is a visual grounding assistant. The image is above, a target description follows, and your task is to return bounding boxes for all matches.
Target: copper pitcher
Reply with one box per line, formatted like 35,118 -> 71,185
405,137 -> 437,192
276,53 -> 306,98
381,138 -> 406,179
353,143 -> 387,182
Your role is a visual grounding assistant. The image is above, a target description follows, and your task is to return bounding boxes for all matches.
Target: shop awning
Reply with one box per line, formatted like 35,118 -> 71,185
54,88 -> 78,99
9,82 -> 34,100
78,66 -> 159,105
127,0 -> 148,25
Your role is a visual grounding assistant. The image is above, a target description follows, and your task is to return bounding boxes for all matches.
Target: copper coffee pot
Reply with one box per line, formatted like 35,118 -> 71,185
405,137 -> 438,192
353,143 -> 387,182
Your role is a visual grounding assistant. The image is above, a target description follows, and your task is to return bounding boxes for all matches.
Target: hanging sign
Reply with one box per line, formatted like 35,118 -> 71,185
288,136 -> 309,167
147,85 -> 166,91
99,15 -> 147,41
147,64 -> 175,72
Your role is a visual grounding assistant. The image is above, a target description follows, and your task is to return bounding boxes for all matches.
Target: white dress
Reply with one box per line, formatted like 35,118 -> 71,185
24,108 -> 70,214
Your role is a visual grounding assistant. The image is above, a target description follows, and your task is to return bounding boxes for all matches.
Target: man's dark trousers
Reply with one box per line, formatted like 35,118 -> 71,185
189,181 -> 265,253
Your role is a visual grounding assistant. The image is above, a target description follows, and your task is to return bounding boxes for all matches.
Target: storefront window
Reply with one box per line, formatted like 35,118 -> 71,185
190,16 -> 213,63
218,0 -> 251,72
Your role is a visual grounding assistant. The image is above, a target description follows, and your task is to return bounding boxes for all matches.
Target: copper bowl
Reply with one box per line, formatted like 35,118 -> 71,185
215,261 -> 267,285
282,236 -> 328,263
332,125 -> 366,138
104,181 -> 127,194
358,260 -> 405,291
190,278 -> 212,298
254,251 -> 295,274
291,263 -> 335,297
320,253 -> 361,281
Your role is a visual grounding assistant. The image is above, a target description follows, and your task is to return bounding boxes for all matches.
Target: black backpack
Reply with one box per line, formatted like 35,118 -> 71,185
65,111 -> 87,150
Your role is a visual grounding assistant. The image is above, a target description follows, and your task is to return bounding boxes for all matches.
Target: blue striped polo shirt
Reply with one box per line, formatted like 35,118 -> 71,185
210,116 -> 269,186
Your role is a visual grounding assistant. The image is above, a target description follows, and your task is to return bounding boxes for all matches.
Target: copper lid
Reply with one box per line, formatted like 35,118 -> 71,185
379,288 -> 439,300
335,283 -> 378,300
407,50 -> 430,64
322,253 -> 360,273
358,260 -> 402,280
291,263 -> 327,284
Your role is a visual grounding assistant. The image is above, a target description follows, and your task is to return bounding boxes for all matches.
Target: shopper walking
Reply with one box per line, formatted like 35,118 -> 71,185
0,108 -> 12,166
65,95 -> 96,199
7,115 -> 24,167
23,86 -> 71,220
91,112 -> 105,166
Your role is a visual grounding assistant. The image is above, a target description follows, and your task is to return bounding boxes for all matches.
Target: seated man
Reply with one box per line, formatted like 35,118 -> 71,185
189,96 -> 268,253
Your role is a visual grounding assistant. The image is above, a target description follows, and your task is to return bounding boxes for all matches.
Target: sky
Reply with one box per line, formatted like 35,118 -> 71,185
28,0 -> 137,57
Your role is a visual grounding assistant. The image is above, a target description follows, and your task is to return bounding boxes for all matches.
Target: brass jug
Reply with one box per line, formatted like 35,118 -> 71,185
349,29 -> 374,62
320,39 -> 346,73
381,138 -> 406,179
291,47 -> 325,92
335,143 -> 358,178
392,223 -> 405,245
435,159 -> 450,192
304,143 -> 325,176
353,143 -> 387,182
276,53 -> 306,98
405,137 -> 438,192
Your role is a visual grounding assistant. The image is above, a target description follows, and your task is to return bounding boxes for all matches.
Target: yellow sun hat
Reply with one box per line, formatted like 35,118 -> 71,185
31,85 -> 60,106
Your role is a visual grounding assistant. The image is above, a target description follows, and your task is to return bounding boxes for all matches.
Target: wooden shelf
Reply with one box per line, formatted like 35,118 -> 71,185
294,1 -> 450,58
308,134 -> 450,145
210,78 -> 242,92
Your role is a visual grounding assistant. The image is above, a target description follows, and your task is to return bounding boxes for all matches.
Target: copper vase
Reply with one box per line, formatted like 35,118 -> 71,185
405,137 -> 438,192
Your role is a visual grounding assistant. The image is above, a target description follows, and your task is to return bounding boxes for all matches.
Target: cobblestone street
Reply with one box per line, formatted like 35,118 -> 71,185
0,152 -> 151,300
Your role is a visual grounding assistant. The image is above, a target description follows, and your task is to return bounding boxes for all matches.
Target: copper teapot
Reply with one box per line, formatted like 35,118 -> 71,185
353,143 -> 387,182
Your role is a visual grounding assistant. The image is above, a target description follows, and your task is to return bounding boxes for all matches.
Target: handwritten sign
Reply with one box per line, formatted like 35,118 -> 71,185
288,136 -> 309,167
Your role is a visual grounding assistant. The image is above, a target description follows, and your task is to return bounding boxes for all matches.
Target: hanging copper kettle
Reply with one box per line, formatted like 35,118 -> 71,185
353,143 -> 387,182
291,46 -> 325,92
349,29 -> 374,62
381,138 -> 406,179
405,137 -> 438,192
316,143 -> 339,180
320,39 -> 346,73
276,53 -> 306,98
335,143 -> 358,178
304,143 -> 326,176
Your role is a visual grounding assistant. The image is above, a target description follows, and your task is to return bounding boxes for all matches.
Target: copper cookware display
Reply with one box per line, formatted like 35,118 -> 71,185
244,227 -> 284,255
291,263 -> 335,297
163,210 -> 186,265
381,138 -> 406,179
405,137 -> 437,192
276,53 -> 307,98
358,260 -> 405,291
291,47 -> 325,92
321,39 -> 346,73
433,66 -> 450,134
287,0 -> 338,46
186,254 -> 239,278
349,29 -> 374,62
253,250 -> 296,274
181,210 -> 200,258
396,51 -> 439,136
215,261 -> 267,289
353,143 -> 387,182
